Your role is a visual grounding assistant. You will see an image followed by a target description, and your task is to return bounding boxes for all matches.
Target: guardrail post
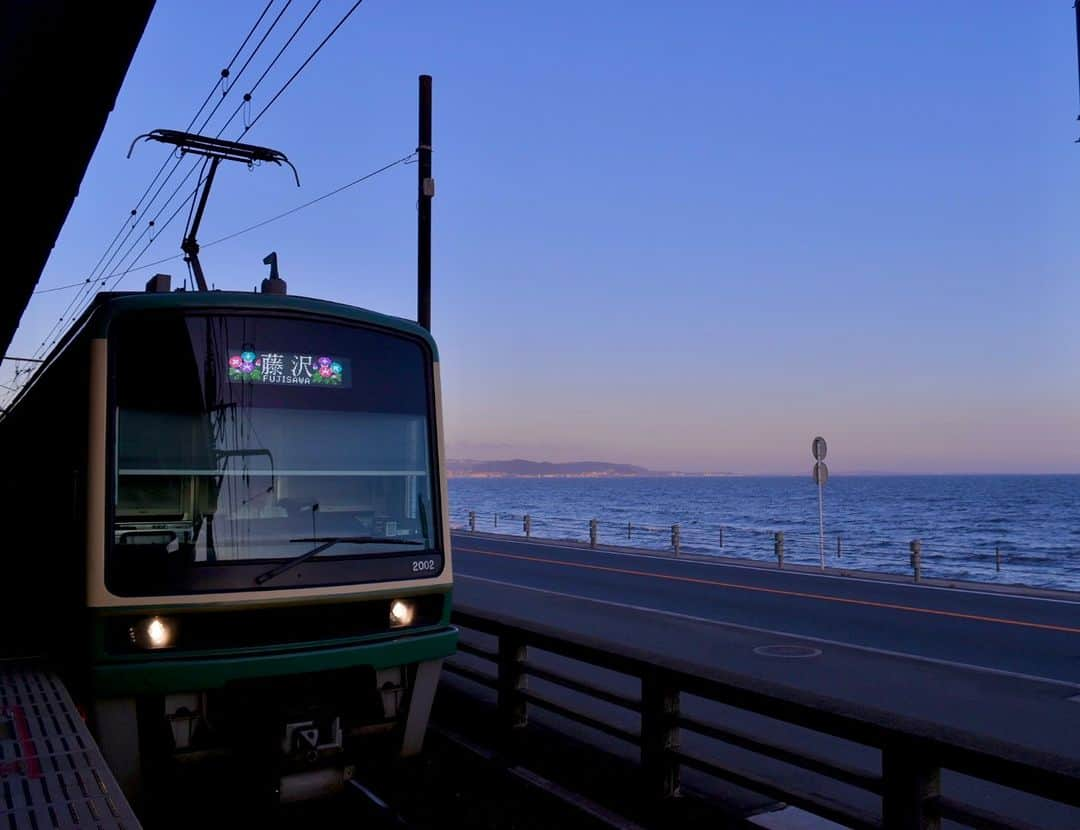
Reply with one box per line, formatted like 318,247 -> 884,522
524,514 -> 532,537
589,518 -> 598,548
774,531 -> 784,568
882,740 -> 941,830
671,524 -> 681,556
468,511 -> 476,532
909,540 -> 921,583
497,631 -> 528,747
641,671 -> 680,800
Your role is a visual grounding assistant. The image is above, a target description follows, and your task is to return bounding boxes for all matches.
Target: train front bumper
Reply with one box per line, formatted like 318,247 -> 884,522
90,626 -> 458,697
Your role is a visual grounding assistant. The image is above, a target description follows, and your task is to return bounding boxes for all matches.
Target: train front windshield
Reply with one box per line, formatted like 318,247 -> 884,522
108,311 -> 441,595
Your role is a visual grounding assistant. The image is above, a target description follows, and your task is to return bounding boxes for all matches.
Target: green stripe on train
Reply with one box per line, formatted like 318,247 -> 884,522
90,626 -> 458,696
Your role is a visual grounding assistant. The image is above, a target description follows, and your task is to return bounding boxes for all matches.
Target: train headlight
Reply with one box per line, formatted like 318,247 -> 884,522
389,600 -> 415,628
129,616 -> 177,650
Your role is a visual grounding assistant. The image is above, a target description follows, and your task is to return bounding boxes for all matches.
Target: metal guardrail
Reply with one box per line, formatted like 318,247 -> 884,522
454,508 -> 1053,585
444,607 -> 1080,830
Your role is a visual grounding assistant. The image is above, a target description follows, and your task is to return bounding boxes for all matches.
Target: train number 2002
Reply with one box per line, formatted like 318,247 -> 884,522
412,559 -> 437,572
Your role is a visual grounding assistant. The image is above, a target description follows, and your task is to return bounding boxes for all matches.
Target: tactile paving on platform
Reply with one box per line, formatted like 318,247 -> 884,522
0,662 -> 140,829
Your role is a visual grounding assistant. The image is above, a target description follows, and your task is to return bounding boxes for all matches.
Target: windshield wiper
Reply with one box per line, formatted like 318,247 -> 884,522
254,536 -> 424,585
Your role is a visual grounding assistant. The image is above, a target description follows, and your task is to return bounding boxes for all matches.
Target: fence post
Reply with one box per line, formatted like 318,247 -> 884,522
627,522 -> 632,541
494,513 -> 498,529
995,544 -> 1001,573
774,531 -> 784,568
640,671 -> 680,801
671,524 -> 681,556
837,535 -> 842,559
468,511 -> 476,532
881,739 -> 941,830
719,526 -> 724,548
589,518 -> 598,548
524,514 -> 532,537
909,540 -> 922,583
497,631 -> 528,749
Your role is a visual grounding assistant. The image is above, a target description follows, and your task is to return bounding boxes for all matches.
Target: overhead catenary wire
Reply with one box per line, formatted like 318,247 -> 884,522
216,0 -> 321,139
240,0 -> 364,138
199,151 -> 415,248
69,0 -> 372,299
58,155 -> 208,334
195,0 -> 297,138
144,0 -> 280,213
69,0 -> 341,314
11,0 -> 374,405
103,0 -> 295,300
22,2 -> 289,365
65,2 -> 283,326
96,0 -> 364,296
31,152 -> 414,298
100,152 -> 413,291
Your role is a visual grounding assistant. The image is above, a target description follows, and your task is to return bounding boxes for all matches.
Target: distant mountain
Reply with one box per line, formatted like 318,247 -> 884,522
448,458 -> 655,478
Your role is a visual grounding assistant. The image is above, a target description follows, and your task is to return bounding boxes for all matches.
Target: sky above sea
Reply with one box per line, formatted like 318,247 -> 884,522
5,2 -> 1079,474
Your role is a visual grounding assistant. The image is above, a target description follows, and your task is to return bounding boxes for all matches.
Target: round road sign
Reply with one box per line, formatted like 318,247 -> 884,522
813,461 -> 829,486
811,436 -> 827,461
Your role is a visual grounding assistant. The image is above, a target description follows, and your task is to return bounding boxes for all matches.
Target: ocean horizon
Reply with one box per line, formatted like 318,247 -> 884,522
448,474 -> 1080,593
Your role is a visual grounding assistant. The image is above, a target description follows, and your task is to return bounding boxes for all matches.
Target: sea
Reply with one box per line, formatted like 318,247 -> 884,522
447,475 -> 1080,593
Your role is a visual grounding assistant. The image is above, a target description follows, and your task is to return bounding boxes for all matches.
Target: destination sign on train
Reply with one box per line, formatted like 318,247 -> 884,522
226,351 -> 351,388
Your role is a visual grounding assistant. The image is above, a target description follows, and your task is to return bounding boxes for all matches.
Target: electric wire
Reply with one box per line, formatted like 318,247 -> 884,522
199,151 -> 414,249
67,151 -> 412,300
22,2 -> 288,367
217,0 -> 321,138
241,0 -> 364,137
14,0 -> 372,402
61,1 -> 282,337
62,0 -> 316,324
59,155 -> 206,333
84,0 -> 371,299
91,0 -> 292,307
195,0 -> 296,137
101,0 -> 362,293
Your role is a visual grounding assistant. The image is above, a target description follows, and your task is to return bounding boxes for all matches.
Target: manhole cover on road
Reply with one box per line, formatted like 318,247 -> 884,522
753,644 -> 822,658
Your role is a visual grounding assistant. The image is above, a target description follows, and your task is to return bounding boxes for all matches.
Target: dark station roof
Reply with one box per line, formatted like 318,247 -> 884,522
0,1 -> 155,356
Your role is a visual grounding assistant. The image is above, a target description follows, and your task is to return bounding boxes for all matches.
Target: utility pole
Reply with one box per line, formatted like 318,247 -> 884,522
1074,1 -> 1080,139
418,75 -> 433,330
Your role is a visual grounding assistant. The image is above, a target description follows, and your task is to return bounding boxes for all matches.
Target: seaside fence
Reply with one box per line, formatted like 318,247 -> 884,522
452,508 -> 1032,586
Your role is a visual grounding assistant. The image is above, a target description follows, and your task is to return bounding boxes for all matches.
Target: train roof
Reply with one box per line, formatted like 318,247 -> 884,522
2,290 -> 438,417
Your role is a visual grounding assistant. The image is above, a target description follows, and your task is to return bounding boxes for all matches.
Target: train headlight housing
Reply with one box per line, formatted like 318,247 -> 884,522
389,599 -> 415,628
129,616 -> 177,650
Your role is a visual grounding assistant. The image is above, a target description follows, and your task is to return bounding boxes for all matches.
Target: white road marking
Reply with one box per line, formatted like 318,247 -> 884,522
452,532 -> 1080,606
457,572 -> 1080,691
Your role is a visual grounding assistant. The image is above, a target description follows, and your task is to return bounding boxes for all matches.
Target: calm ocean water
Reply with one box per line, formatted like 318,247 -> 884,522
448,475 -> 1080,593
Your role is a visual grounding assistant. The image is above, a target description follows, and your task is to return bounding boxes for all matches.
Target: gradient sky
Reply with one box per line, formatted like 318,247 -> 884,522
6,2 -> 1080,473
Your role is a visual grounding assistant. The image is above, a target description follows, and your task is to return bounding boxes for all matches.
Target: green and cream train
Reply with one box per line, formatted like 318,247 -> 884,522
0,282 -> 456,804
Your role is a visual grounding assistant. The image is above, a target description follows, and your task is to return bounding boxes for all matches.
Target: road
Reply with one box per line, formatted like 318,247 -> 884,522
447,530 -> 1080,827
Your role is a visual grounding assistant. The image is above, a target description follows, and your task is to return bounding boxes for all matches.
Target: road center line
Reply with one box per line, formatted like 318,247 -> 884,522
457,573 -> 1080,690
454,545 -> 1080,635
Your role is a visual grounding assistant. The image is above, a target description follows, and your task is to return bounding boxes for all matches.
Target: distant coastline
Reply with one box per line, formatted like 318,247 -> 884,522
447,458 -> 736,479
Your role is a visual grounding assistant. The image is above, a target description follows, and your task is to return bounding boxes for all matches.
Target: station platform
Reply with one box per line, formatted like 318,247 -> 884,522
1,661 -> 141,829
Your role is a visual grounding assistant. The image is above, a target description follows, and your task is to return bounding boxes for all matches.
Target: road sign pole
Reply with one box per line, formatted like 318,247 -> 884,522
818,479 -> 825,570
811,436 -> 828,571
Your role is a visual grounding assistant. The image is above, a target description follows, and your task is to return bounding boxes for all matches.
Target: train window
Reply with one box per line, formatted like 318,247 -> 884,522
107,310 -> 441,595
